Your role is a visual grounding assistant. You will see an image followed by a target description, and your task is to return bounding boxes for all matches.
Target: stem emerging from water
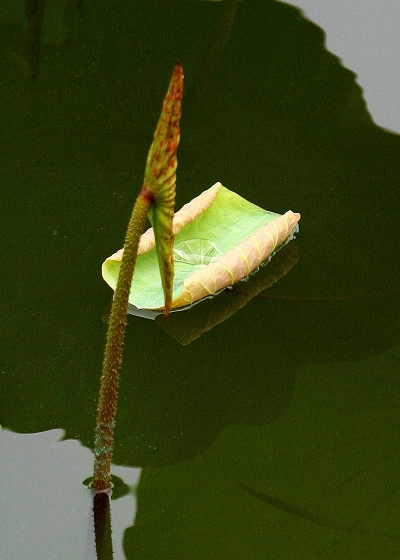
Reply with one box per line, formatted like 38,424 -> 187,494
92,190 -> 153,491
91,62 -> 183,491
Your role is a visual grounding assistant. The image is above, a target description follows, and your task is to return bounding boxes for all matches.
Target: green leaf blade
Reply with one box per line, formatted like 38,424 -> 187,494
103,184 -> 301,311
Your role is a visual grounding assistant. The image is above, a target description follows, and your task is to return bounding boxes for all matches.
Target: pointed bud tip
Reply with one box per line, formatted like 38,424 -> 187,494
174,61 -> 183,78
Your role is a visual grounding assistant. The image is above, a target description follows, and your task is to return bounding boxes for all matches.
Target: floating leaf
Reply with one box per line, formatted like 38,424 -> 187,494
102,182 -> 301,311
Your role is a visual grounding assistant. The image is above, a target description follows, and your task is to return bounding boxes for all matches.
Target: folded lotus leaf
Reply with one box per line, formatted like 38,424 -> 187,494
143,61 -> 183,314
102,182 -> 300,311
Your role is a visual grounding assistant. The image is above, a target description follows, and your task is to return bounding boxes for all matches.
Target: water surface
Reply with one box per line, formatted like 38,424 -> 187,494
1,1 -> 399,558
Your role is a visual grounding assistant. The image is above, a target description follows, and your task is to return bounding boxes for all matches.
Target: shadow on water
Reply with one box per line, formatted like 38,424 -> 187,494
1,0 -> 400,558
236,481 -> 400,541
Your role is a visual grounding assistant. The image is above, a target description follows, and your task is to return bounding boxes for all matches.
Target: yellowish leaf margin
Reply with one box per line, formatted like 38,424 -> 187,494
103,182 -> 300,310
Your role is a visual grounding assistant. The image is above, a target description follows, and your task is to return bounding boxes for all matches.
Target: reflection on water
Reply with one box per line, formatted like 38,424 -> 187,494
281,0 -> 400,133
0,428 -> 141,560
126,345 -> 400,558
1,0 -> 400,558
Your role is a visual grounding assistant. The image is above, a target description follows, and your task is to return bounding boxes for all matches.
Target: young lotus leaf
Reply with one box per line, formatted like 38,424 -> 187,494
102,182 -> 301,311
144,61 -> 183,315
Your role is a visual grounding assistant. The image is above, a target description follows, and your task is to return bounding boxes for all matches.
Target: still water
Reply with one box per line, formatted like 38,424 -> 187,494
1,1 -> 399,558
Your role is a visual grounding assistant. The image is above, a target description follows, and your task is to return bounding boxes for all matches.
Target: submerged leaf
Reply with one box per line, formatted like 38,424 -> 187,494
103,183 -> 301,311
143,61 -> 183,316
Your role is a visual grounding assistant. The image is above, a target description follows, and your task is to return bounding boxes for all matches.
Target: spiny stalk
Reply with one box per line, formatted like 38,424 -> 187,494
91,62 -> 183,491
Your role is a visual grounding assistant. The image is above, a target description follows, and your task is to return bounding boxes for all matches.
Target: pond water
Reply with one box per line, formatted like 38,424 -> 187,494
1,1 -> 399,558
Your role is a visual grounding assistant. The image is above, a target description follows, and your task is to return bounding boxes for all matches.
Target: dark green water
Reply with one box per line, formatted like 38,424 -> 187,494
1,1 -> 399,558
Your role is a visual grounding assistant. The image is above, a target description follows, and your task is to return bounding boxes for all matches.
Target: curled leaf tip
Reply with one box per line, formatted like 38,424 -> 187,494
144,62 -> 184,316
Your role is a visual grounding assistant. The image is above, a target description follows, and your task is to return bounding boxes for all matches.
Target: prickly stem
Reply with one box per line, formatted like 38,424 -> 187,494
91,62 -> 183,491
91,192 -> 152,491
